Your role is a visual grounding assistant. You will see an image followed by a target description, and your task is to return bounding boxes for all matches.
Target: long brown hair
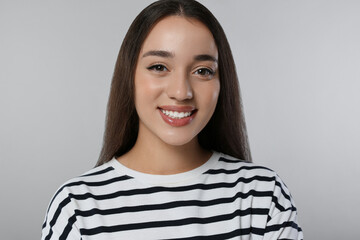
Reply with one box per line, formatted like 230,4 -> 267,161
96,0 -> 252,166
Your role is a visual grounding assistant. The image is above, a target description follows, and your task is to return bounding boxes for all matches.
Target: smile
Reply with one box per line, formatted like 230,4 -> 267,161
158,106 -> 197,127
160,109 -> 192,119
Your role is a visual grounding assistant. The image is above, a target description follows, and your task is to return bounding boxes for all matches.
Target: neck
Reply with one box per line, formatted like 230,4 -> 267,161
117,126 -> 211,175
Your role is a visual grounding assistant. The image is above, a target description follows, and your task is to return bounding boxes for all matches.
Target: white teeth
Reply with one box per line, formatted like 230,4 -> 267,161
161,109 -> 192,119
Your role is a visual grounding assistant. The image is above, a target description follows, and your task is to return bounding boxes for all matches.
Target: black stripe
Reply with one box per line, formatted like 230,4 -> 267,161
163,227 -> 265,240
44,198 -> 71,240
68,175 -> 276,201
70,188 -> 272,203
272,195 -> 287,212
48,175 -> 131,210
44,174 -> 277,235
81,166 -> 115,177
42,175 -> 131,229
42,167 -> 118,229
205,165 -> 272,175
44,186 -> 270,238
80,208 -> 266,236
59,214 -> 77,240
42,175 -> 131,231
272,195 -> 297,213
265,220 -> 300,233
275,179 -> 292,202
218,157 -> 244,163
75,191 -> 270,217
64,175 -> 132,188
218,157 -> 272,172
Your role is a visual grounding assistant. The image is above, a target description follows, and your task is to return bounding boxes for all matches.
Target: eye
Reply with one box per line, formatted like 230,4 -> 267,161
147,64 -> 168,72
194,68 -> 215,77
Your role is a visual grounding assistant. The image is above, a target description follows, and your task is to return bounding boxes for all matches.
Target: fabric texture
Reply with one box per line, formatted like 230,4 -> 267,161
41,152 -> 303,239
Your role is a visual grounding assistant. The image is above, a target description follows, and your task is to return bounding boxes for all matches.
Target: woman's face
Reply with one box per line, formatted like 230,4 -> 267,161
134,16 -> 220,146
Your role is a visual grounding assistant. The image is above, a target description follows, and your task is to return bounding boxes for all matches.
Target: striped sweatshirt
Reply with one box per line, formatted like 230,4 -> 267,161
41,151 -> 303,239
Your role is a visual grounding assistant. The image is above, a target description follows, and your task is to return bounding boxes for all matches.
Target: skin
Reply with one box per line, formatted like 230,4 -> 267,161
117,16 -> 220,175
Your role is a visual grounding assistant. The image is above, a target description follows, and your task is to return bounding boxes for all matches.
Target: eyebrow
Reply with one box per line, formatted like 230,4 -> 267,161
194,54 -> 218,63
142,50 -> 174,58
142,50 -> 218,63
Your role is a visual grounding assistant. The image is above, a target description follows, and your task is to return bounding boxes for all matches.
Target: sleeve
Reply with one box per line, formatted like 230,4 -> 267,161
263,174 -> 304,240
41,185 -> 82,240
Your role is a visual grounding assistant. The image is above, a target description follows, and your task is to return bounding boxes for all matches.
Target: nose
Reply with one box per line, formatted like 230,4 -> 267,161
166,71 -> 193,101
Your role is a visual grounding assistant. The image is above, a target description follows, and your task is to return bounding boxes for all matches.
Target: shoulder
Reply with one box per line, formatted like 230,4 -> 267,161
212,152 -> 278,180
43,160 -> 129,221
214,152 -> 303,238
213,152 -> 296,210
43,161 -> 115,213
52,160 -> 119,198
50,159 -> 136,202
41,160 -> 130,239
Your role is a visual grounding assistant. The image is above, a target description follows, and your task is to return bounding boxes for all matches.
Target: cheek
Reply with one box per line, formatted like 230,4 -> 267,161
200,80 -> 220,107
212,81 -> 221,103
134,71 -> 164,108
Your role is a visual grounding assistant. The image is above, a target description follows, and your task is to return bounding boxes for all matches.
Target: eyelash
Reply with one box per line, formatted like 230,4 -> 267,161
194,68 -> 215,76
147,64 -> 168,72
147,64 -> 215,77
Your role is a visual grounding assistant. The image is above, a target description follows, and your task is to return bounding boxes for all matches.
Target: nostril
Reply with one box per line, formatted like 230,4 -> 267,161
166,78 -> 193,100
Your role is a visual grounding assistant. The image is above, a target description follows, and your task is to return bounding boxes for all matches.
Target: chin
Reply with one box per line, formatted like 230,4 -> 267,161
159,132 -> 198,147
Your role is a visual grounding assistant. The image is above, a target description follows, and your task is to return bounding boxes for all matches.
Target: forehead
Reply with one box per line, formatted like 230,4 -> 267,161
140,16 -> 218,58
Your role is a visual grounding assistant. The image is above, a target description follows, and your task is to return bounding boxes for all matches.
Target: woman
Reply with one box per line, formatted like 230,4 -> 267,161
42,0 -> 303,239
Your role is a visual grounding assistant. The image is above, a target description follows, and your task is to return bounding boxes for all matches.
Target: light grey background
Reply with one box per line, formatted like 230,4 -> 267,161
1,0 -> 359,239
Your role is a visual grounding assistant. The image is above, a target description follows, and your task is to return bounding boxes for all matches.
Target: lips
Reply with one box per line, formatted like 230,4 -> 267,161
159,105 -> 196,112
158,105 -> 197,127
